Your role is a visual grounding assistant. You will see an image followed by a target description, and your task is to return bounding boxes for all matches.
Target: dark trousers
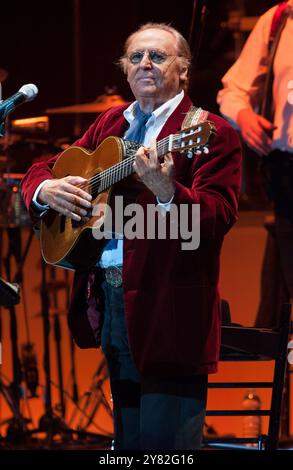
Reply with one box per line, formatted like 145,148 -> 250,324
101,281 -> 207,450
255,150 -> 293,327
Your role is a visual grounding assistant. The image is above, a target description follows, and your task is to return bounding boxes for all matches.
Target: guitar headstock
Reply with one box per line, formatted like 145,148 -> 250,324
171,120 -> 216,157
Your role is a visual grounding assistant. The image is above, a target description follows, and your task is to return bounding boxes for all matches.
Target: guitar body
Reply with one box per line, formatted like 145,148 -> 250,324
39,121 -> 215,270
40,136 -> 125,270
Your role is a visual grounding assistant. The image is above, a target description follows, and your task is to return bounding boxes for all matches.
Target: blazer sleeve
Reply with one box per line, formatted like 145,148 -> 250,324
21,113 -> 107,223
135,116 -> 242,241
173,119 -> 242,240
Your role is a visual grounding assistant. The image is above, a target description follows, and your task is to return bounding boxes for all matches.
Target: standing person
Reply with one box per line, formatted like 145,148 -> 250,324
22,23 -> 241,449
217,2 -> 293,327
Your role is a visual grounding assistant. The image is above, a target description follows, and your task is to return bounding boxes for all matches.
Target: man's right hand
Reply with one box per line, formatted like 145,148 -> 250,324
236,108 -> 277,156
38,176 -> 92,221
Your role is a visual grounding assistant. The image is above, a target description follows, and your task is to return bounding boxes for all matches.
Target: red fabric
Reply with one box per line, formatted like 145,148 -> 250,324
21,95 -> 242,377
270,2 -> 289,43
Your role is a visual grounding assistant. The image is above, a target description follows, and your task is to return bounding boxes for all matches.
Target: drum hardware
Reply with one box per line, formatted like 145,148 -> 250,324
29,259 -> 112,447
46,88 -> 126,114
3,138 -> 62,174
20,342 -> 39,398
10,115 -> 49,135
68,356 -> 113,436
47,266 -> 67,419
0,228 -> 103,446
0,90 -> 112,448
0,273 -> 34,442
0,227 -> 42,443
0,173 -> 30,228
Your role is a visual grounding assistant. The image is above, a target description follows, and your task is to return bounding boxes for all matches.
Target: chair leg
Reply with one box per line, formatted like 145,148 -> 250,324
267,304 -> 291,450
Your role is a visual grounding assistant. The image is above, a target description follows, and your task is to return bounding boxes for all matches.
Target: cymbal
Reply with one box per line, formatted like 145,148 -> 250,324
46,94 -> 127,114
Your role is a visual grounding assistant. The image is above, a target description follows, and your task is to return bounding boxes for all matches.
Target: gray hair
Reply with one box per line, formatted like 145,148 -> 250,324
118,22 -> 192,91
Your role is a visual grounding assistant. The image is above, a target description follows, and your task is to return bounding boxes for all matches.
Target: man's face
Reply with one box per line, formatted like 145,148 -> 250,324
125,29 -> 188,106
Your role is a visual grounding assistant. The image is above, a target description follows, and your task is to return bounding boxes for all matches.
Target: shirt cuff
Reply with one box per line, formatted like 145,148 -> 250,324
156,193 -> 175,212
32,180 -> 51,214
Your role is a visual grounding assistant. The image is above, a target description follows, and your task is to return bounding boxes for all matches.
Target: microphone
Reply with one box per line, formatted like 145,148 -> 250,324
0,83 -> 38,121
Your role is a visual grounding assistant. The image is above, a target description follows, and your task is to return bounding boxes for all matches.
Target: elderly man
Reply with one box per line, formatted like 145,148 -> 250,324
21,23 -> 241,450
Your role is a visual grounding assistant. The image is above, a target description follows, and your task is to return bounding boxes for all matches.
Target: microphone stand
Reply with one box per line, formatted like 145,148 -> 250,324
64,269 -> 79,404
35,258 -> 112,448
50,266 -> 66,418
37,258 -> 65,447
0,121 -> 5,138
0,276 -> 27,440
0,274 -> 27,441
0,105 -> 10,137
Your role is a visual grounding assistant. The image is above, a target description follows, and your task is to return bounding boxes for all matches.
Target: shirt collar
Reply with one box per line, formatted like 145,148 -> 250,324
123,90 -> 184,126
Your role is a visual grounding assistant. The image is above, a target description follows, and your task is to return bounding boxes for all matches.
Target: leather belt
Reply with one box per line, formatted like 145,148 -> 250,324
102,266 -> 123,287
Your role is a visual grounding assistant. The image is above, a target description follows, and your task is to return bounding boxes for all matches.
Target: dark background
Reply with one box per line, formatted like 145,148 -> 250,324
1,0 -> 277,142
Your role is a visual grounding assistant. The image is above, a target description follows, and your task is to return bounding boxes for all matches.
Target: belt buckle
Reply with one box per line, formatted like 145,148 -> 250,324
105,266 -> 122,287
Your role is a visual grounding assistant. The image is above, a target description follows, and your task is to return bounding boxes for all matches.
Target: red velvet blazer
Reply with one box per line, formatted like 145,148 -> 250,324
21,94 -> 242,377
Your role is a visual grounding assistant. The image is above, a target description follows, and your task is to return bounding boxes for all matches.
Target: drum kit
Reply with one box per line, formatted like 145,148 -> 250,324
0,73 -> 123,446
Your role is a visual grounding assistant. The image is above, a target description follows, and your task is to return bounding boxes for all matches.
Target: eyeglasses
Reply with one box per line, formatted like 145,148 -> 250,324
127,50 -> 176,65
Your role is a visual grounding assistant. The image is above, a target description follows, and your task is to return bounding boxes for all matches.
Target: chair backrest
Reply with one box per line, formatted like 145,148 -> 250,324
204,302 -> 291,450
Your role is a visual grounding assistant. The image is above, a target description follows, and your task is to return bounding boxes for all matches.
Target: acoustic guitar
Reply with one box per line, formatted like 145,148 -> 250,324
40,121 -> 215,270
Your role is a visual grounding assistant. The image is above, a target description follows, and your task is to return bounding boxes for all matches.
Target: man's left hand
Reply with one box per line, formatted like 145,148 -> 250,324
133,140 -> 175,202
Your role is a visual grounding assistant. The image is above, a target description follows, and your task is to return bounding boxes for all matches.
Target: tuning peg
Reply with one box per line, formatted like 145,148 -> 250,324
203,146 -> 209,154
186,150 -> 193,159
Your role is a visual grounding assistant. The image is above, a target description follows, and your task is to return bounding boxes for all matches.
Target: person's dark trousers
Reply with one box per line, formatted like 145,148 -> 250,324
100,280 -> 208,450
255,150 -> 293,327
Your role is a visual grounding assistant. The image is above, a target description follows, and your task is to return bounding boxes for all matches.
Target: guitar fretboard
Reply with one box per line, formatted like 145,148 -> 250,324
90,136 -> 177,194
86,121 -> 212,196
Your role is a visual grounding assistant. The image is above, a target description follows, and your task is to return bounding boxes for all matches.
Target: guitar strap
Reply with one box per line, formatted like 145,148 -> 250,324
261,1 -> 289,119
181,105 -> 209,129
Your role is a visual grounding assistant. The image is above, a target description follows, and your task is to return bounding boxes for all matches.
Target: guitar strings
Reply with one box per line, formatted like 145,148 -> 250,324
71,127 -> 203,195
86,134 -> 186,194
72,133 -> 182,193
77,131 -> 201,194
90,130 -> 204,192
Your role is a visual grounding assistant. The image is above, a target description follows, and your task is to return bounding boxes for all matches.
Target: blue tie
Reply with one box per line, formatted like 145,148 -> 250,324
99,105 -> 151,267
124,103 -> 151,144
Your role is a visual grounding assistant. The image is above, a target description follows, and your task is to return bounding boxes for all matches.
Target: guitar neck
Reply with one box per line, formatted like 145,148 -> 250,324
96,136 -> 173,192
89,121 -> 214,194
